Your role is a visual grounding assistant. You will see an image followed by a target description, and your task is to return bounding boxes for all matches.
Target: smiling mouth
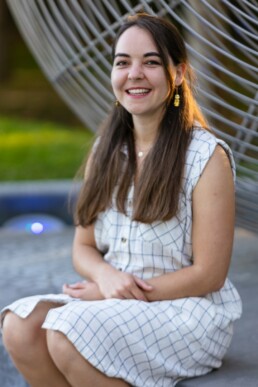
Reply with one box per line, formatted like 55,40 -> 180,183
126,88 -> 151,95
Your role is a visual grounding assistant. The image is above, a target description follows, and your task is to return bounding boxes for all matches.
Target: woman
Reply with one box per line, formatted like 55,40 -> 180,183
1,13 -> 242,387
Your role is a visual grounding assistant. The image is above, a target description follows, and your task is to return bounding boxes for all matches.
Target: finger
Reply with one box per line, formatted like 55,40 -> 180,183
110,290 -> 130,300
108,287 -> 134,300
68,282 -> 85,289
134,276 -> 153,291
125,282 -> 148,301
117,278 -> 149,301
63,287 -> 82,298
63,282 -> 86,290
62,284 -> 71,293
130,287 -> 148,302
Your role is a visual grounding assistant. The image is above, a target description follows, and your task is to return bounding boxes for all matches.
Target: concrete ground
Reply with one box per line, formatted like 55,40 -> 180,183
0,227 -> 257,387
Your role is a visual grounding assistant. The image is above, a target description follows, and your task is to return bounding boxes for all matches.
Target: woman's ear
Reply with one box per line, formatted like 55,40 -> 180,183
175,63 -> 186,86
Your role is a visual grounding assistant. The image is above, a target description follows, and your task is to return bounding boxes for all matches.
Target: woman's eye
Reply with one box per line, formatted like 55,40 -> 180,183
145,60 -> 161,66
115,61 -> 128,67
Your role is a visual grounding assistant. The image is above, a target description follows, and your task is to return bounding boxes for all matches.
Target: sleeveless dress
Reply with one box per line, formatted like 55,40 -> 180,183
1,128 -> 242,387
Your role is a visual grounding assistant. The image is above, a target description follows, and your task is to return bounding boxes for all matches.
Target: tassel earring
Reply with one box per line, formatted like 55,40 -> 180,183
115,100 -> 120,107
174,87 -> 180,107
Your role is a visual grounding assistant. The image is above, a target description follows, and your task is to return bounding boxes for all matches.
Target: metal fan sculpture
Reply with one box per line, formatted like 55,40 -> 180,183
7,0 -> 258,233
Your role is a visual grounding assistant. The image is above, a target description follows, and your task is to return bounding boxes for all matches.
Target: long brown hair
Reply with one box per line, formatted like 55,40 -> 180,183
76,13 -> 208,226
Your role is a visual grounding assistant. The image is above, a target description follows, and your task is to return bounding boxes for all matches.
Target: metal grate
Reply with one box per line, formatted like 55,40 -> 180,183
6,0 -> 258,233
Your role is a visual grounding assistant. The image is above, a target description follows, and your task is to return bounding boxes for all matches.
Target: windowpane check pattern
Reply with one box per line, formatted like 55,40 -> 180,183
1,129 -> 242,386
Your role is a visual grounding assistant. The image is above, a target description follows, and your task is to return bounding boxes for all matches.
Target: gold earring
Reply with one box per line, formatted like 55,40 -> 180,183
174,87 -> 180,107
115,100 -> 120,107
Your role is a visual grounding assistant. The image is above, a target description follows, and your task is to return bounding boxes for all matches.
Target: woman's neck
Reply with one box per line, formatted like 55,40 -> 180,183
133,115 -> 159,150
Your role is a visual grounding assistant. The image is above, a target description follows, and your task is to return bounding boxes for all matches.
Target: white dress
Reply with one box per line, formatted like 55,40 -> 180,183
1,128 -> 242,387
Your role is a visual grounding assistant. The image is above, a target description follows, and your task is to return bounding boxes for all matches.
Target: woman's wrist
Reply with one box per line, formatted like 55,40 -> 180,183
92,261 -> 117,284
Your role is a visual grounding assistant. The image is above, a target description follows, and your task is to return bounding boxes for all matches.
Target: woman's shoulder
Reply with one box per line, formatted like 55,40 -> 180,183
185,125 -> 235,190
186,127 -> 218,169
189,126 -> 234,164
188,125 -> 233,160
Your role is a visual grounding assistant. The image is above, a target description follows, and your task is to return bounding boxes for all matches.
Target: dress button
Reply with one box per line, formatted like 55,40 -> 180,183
121,237 -> 127,243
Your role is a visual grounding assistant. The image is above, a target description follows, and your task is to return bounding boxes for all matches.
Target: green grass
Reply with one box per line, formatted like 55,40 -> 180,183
0,117 -> 94,181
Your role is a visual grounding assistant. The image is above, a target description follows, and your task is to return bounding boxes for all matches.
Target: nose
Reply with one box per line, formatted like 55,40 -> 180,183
128,64 -> 144,80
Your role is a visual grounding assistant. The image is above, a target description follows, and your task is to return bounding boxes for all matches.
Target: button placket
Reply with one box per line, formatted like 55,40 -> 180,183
120,214 -> 132,272
119,185 -> 134,269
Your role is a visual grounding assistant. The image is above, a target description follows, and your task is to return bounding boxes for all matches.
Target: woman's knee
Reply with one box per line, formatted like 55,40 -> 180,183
2,311 -> 34,357
47,330 -> 74,372
2,302 -> 56,356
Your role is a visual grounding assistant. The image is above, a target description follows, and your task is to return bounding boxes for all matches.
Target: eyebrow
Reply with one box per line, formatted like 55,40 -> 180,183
114,51 -> 161,58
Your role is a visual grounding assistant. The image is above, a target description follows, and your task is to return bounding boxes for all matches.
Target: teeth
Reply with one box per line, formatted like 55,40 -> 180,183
128,89 -> 150,95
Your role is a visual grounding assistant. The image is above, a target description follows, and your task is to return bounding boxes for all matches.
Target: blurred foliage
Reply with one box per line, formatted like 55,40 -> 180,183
0,3 -> 82,126
0,6 -> 93,181
0,116 -> 94,181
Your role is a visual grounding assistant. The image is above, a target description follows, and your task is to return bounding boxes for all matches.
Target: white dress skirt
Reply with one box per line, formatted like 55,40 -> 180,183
1,129 -> 242,387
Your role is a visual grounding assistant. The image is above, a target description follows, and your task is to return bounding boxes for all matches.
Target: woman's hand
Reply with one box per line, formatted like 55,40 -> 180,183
72,226 -> 152,301
63,281 -> 103,300
95,265 -> 153,302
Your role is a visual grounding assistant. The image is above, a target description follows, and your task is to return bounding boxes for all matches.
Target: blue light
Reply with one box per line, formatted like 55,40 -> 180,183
2,213 -> 66,234
31,222 -> 44,234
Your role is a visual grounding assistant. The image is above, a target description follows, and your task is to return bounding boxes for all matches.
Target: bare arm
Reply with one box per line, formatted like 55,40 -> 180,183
71,225 -> 152,301
65,149 -> 152,301
144,145 -> 235,301
72,224 -> 106,280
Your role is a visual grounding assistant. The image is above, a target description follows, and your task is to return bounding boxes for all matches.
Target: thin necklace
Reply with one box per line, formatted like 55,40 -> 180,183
137,151 -> 144,158
136,146 -> 153,158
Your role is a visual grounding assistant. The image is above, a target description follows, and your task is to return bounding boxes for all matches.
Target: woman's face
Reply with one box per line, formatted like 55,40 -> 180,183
111,26 -> 179,121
